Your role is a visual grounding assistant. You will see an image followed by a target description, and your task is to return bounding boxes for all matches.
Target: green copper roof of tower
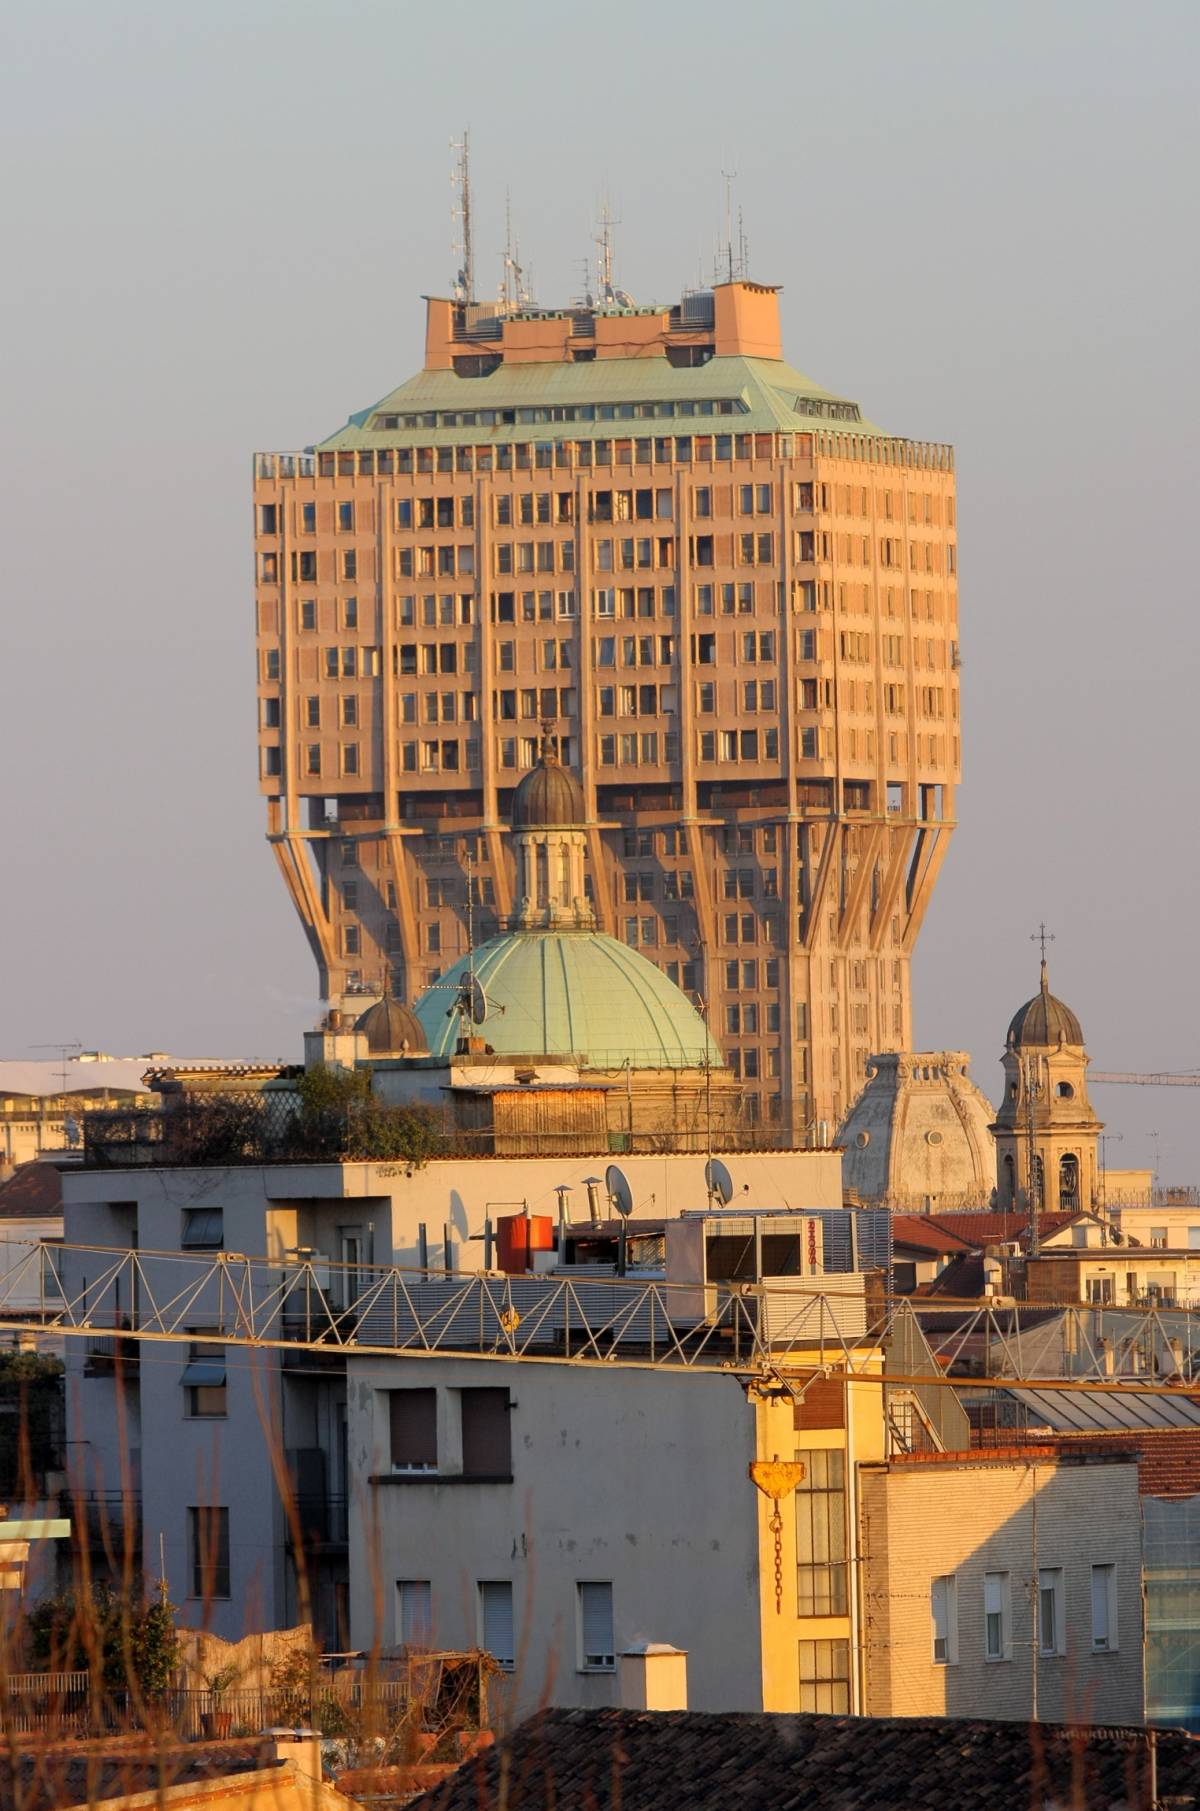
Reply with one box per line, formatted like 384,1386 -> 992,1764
414,930 -> 723,1070
318,355 -> 883,449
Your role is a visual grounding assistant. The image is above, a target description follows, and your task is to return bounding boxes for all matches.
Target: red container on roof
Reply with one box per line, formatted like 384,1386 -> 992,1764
496,1212 -> 555,1274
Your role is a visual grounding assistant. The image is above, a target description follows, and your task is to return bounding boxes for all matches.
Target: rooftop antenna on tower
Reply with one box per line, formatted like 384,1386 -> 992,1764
450,128 -> 474,305
737,205 -> 749,280
594,192 -> 633,308
501,189 -> 530,312
1025,923 -> 1055,1258
722,167 -> 737,282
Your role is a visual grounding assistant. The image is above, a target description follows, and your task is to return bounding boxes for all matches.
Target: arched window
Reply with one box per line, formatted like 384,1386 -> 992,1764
1003,1153 -> 1016,1206
1056,1081 -> 1075,1100
1059,1152 -> 1080,1211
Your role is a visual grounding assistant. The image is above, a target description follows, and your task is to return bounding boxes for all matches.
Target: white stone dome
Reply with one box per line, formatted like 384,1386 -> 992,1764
837,1051 -> 997,1210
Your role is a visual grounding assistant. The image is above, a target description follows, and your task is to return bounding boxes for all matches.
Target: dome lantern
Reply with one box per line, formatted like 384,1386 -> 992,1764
508,726 -> 594,932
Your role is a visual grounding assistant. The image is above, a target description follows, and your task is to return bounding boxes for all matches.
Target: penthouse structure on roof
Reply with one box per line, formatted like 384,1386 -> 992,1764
253,275 -> 960,1137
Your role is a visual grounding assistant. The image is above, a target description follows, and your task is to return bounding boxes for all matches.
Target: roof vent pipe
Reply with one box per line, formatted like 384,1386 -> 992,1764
583,1177 -> 604,1225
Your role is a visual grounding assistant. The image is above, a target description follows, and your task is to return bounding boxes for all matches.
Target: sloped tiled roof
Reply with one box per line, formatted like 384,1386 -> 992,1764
0,1162 -> 64,1220
889,1215 -> 973,1256
925,1210 -> 1085,1250
0,1739 -> 266,1811
410,1706 -> 1200,1811
320,354 -> 886,450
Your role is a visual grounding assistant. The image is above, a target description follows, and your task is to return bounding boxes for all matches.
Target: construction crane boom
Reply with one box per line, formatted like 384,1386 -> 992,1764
1091,1072 -> 1200,1087
3,1240 -> 1200,1396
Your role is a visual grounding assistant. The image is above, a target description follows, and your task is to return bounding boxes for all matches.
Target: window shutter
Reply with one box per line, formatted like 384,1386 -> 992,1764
480,1582 -> 514,1667
580,1582 -> 614,1667
390,1390 -> 437,1469
461,1388 -> 511,1477
398,1581 -> 431,1647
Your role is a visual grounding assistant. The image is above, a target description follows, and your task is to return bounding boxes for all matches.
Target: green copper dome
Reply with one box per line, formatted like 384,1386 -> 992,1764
414,931 -> 722,1070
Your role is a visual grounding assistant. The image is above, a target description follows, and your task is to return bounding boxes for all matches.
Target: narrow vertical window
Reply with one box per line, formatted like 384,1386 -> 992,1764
478,1581 -> 515,1670
931,1574 -> 957,1665
1038,1567 -> 1064,1657
396,1580 -> 432,1648
188,1506 -> 230,1600
578,1582 -> 614,1671
984,1571 -> 1009,1661
1091,1563 -> 1117,1652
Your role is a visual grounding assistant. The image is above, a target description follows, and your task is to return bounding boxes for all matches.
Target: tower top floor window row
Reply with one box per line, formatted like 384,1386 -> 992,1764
254,431 -> 955,486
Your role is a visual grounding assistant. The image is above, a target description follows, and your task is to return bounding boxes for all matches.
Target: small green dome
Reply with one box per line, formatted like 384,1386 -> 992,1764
414,931 -> 723,1070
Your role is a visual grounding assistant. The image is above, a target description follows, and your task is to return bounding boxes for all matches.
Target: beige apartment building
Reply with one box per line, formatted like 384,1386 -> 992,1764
862,1447 -> 1144,1725
253,279 -> 960,1134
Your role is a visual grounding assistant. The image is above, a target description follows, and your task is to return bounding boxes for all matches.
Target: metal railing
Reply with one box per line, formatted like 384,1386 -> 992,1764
0,1658 -> 486,1739
80,1091 -> 827,1169
288,1493 -> 349,1549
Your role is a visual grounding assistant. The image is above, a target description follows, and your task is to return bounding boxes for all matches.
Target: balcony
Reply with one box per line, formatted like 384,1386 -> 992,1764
286,1493 -> 349,1553
83,1334 -> 140,1381
68,1490 -> 142,1559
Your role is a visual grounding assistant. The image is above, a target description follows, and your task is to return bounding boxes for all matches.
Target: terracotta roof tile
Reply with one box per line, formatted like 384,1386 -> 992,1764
0,1162 -> 64,1220
926,1210 -> 1084,1250
889,1216 -> 974,1256
410,1707 -> 1200,1811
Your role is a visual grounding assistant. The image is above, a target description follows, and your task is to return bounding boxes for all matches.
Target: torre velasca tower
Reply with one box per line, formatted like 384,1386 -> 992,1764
253,278 -> 959,1137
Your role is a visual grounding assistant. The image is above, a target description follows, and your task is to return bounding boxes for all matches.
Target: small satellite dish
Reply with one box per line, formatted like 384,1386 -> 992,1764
704,1157 -> 734,1207
605,1163 -> 634,1219
455,972 -> 489,1025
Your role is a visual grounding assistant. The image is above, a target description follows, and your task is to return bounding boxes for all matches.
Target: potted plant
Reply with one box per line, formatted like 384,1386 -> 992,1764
201,1662 -> 241,1738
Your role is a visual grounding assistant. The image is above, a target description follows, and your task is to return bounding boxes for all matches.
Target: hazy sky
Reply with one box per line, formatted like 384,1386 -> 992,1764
3,0 -> 1197,1181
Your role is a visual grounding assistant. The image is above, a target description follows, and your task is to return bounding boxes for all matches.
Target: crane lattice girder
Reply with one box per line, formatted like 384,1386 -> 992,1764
1090,1072 -> 1200,1086
3,1241 -> 1200,1397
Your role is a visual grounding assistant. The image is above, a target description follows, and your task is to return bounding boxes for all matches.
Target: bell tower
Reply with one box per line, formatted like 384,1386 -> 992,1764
991,932 -> 1103,1216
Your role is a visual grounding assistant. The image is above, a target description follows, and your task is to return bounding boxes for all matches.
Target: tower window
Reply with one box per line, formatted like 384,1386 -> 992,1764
1056,1081 -> 1074,1099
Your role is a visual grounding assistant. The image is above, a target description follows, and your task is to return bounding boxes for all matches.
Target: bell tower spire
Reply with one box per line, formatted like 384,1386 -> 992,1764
991,935 -> 1103,1217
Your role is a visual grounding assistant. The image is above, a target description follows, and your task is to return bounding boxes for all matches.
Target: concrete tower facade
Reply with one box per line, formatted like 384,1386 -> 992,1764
991,962 -> 1103,1214
252,279 -> 960,1136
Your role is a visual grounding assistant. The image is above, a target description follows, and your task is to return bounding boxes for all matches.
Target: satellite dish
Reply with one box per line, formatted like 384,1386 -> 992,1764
453,972 -> 489,1025
605,1163 -> 634,1219
704,1157 -> 734,1207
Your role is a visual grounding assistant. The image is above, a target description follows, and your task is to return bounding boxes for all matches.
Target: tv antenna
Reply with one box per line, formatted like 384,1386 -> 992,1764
720,166 -> 737,282
31,1041 -> 82,1092
450,128 -> 474,304
594,192 -> 633,308
501,189 -> 530,312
